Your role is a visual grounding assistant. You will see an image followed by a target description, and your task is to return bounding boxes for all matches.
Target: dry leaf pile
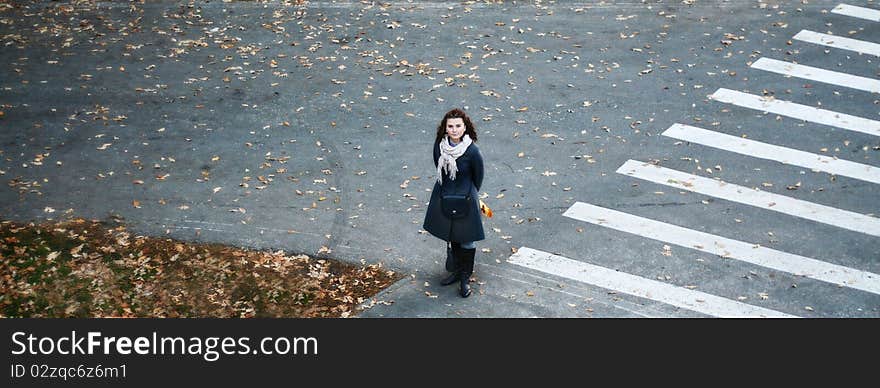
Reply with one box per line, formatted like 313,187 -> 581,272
0,218 -> 400,318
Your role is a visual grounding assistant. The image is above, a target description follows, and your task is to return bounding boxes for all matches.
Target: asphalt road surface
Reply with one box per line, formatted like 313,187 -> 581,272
1,0 -> 878,317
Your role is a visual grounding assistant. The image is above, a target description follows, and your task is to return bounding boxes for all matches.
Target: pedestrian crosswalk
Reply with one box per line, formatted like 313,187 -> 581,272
832,3 -> 880,22
661,123 -> 880,184
562,202 -> 880,295
616,159 -> 880,237
506,3 -> 879,317
708,88 -> 880,137
749,57 -> 880,93
792,29 -> 880,56
508,247 -> 798,318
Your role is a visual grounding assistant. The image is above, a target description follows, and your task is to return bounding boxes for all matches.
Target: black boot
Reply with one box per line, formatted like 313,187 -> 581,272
458,248 -> 476,298
459,276 -> 471,298
440,271 -> 460,286
441,243 -> 461,286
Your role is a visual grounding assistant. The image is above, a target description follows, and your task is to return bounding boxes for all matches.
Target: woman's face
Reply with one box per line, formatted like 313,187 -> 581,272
446,117 -> 465,142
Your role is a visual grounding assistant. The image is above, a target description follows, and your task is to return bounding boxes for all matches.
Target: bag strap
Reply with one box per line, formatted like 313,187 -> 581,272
447,212 -> 454,247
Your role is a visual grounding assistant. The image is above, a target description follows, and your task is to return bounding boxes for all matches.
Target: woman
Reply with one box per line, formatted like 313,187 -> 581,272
423,108 -> 485,298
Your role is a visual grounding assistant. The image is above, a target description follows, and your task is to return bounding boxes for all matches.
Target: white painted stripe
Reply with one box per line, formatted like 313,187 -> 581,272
508,247 -> 797,318
563,202 -> 880,295
792,30 -> 880,56
616,159 -> 880,237
709,88 -> 880,137
750,57 -> 880,93
661,123 -> 880,185
832,4 -> 880,22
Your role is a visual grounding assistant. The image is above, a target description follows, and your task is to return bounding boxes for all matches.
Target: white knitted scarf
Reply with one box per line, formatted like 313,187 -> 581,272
437,134 -> 472,184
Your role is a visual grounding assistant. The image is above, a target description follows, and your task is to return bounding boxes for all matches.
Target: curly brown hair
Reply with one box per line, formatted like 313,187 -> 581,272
434,108 -> 478,145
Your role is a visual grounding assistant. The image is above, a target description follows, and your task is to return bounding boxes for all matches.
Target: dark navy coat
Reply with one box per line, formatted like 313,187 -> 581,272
423,140 -> 485,243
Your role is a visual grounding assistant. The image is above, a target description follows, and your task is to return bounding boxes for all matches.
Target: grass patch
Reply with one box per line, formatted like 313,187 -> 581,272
0,218 -> 401,318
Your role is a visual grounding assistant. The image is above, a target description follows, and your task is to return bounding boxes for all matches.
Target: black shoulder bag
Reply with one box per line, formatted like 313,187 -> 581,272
440,194 -> 470,219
